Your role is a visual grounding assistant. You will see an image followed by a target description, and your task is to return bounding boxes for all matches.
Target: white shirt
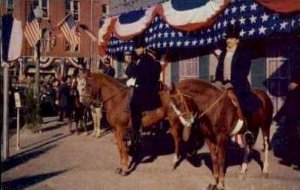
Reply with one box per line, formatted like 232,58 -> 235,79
223,47 -> 237,81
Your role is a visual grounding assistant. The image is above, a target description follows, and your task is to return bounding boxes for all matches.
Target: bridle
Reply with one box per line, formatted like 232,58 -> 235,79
170,89 -> 227,128
84,77 -> 126,109
170,90 -> 195,128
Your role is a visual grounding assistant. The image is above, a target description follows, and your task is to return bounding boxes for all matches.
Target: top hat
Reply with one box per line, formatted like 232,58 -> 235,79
133,35 -> 146,48
226,24 -> 241,38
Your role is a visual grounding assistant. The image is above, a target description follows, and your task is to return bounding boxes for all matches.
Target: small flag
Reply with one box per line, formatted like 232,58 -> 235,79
60,14 -> 80,51
24,8 -> 41,47
2,14 -> 23,62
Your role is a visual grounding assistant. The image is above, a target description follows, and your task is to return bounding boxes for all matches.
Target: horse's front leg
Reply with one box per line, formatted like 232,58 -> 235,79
217,135 -> 228,190
169,121 -> 181,169
205,139 -> 220,190
115,128 -> 130,176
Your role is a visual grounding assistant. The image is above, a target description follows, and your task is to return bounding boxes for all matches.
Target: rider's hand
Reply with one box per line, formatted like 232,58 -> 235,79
224,82 -> 233,89
213,81 -> 223,88
288,82 -> 298,91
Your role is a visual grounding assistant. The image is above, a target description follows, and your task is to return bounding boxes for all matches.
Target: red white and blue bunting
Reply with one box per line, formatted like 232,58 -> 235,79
156,0 -> 230,31
100,0 -> 300,55
114,7 -> 156,40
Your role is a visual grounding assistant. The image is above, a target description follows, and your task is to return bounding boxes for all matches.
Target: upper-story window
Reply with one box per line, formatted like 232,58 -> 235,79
32,0 -> 49,19
65,0 -> 80,21
6,0 -> 14,14
101,4 -> 108,17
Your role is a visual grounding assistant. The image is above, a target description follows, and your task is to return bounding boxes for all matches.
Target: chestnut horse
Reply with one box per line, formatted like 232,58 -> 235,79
169,79 -> 273,190
82,73 -> 189,175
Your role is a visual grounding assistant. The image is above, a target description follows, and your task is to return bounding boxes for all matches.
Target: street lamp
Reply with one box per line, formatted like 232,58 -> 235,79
33,6 -> 43,123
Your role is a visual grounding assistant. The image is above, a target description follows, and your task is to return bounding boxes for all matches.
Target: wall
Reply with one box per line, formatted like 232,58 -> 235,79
108,0 -> 166,16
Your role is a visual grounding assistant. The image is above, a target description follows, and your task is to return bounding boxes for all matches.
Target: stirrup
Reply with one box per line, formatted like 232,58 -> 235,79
244,130 -> 254,145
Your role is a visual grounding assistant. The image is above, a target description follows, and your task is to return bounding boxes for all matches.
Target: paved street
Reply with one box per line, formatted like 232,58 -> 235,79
1,117 -> 300,190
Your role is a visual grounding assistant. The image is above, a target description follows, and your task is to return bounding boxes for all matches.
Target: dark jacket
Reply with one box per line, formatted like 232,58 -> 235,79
132,53 -> 162,111
215,43 -> 261,115
125,62 -> 138,78
57,82 -> 70,108
275,62 -> 300,125
216,44 -> 252,92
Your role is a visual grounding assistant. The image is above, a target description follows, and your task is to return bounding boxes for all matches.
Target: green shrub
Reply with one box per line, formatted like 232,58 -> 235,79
23,87 -> 42,130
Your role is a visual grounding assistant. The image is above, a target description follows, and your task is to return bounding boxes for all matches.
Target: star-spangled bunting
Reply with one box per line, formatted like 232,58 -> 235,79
107,0 -> 300,54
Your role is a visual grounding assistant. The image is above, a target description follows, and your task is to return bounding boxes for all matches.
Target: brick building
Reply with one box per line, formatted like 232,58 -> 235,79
108,0 -> 166,16
1,0 -> 109,75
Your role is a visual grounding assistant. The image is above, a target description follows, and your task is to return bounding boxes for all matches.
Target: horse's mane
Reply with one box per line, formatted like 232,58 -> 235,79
177,78 -> 221,94
90,73 -> 127,89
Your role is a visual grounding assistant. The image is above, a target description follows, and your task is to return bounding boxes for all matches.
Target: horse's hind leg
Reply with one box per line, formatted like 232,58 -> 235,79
261,123 -> 271,177
240,142 -> 250,179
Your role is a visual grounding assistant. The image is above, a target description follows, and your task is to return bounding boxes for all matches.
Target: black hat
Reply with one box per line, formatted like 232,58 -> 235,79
226,24 -> 241,38
133,35 -> 146,48
124,51 -> 132,55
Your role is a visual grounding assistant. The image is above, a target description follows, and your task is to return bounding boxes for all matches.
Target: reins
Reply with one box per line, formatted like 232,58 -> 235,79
172,89 -> 227,119
198,90 -> 227,118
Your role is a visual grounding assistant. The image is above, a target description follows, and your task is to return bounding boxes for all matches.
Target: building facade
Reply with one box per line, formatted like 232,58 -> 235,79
1,0 -> 108,75
108,0 -> 166,16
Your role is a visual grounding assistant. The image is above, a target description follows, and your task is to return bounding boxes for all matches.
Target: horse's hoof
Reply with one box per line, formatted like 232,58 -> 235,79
238,173 -> 246,180
206,184 -> 217,190
262,172 -> 269,178
83,132 -> 88,136
115,168 -> 122,174
120,170 -> 129,176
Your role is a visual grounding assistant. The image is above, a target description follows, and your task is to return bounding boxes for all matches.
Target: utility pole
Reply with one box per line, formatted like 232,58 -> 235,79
1,14 -> 9,160
33,6 -> 43,124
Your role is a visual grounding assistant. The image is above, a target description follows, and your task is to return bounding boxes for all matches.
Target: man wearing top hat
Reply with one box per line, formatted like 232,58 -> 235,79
214,24 -> 261,119
130,35 -> 162,150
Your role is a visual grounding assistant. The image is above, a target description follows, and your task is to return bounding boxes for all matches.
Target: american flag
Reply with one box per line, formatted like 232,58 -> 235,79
60,14 -> 80,51
24,8 -> 41,47
107,0 -> 300,54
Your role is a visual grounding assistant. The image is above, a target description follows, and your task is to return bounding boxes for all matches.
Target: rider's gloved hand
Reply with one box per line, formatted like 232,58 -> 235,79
224,82 -> 233,89
213,81 -> 223,89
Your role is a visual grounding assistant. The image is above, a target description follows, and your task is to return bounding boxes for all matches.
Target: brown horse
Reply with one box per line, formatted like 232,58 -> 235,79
82,72 -> 186,175
169,79 -> 273,190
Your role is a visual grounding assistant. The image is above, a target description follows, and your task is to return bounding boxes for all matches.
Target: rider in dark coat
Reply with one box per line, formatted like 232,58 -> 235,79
214,24 -> 261,117
124,51 -> 137,79
130,35 -> 162,146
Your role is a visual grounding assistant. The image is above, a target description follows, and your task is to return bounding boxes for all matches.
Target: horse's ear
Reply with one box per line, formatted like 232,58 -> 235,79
170,82 -> 177,94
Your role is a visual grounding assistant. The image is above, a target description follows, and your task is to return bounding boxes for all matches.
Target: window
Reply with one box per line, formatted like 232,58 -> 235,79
101,4 -> 108,16
41,0 -> 49,18
179,57 -> 199,81
6,0 -> 14,13
66,0 -> 80,21
32,0 -> 49,19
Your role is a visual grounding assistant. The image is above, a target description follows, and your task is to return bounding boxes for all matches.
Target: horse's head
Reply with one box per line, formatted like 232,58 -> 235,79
169,83 -> 196,141
80,72 -> 100,106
